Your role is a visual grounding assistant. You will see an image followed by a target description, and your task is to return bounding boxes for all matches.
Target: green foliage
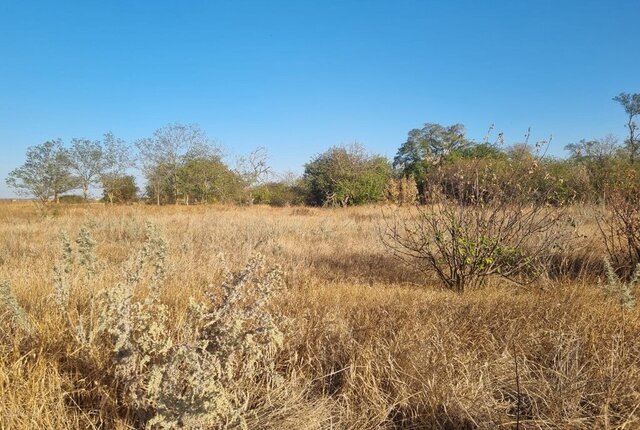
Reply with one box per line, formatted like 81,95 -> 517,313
68,138 -> 106,200
57,194 -> 87,203
6,140 -> 77,203
303,144 -> 392,207
177,156 -> 244,204
613,92 -> 640,162
252,182 -> 305,206
102,175 -> 138,203
393,123 -> 469,197
450,142 -> 507,161
136,123 -> 217,205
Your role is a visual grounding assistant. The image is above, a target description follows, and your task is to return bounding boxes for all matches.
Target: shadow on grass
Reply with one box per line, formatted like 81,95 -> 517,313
311,251 -> 425,285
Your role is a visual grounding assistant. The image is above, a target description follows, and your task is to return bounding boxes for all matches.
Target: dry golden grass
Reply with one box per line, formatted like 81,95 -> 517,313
1,202 -> 639,429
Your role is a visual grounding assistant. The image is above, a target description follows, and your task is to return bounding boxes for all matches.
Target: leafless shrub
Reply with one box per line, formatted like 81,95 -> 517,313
382,164 -> 566,292
597,180 -> 640,278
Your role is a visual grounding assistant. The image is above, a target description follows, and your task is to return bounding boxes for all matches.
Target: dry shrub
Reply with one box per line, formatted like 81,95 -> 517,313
0,224 -> 313,429
382,198 -> 564,292
598,185 -> 640,278
290,207 -> 317,217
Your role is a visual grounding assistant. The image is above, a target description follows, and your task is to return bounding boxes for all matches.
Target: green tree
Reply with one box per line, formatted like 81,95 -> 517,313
252,182 -> 304,206
100,132 -> 133,204
6,140 -> 76,203
613,92 -> 640,163
68,138 -> 106,200
453,142 -> 506,161
101,175 -> 138,203
136,123 -> 214,205
177,155 -> 244,204
565,135 -> 620,201
393,123 -> 469,198
303,144 -> 391,207
235,147 -> 271,204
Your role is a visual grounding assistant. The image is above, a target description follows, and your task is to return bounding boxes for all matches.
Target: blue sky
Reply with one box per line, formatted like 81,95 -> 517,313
1,0 -> 638,197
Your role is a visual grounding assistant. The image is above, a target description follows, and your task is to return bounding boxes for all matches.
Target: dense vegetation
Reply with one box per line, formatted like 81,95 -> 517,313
6,92 -> 640,209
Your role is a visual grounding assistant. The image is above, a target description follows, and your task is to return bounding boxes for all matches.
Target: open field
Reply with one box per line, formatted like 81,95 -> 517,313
1,202 -> 639,429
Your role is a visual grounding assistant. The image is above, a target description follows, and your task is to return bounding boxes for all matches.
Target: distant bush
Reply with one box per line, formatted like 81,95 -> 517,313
252,182 -> 305,207
303,143 -> 392,207
57,194 -> 87,203
102,174 -> 138,204
385,176 -> 419,206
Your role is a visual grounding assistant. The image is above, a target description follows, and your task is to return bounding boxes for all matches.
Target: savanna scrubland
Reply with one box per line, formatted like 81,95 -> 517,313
2,94 -> 640,429
1,200 -> 639,429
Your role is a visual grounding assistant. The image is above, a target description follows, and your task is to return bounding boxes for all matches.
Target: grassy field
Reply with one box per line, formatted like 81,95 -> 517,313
0,202 -> 639,429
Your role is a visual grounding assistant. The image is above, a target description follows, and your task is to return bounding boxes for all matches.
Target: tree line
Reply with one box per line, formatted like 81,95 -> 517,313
6,92 -> 640,207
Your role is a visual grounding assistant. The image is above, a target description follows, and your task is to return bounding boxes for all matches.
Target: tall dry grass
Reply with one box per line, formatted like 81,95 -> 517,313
0,202 -> 639,429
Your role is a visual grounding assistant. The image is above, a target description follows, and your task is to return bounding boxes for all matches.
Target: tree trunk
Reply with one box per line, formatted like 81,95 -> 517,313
628,117 -> 637,164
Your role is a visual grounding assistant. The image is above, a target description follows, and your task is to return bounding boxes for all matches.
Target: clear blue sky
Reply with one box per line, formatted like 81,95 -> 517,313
1,0 -> 638,197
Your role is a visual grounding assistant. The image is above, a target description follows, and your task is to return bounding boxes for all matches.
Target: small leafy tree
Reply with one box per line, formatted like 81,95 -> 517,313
303,143 -> 391,207
68,138 -> 106,200
177,155 -> 244,204
101,175 -> 138,203
613,92 -> 640,163
393,123 -> 469,199
6,140 -> 76,203
235,147 -> 271,204
101,132 -> 133,204
136,123 -> 214,205
565,135 -> 620,202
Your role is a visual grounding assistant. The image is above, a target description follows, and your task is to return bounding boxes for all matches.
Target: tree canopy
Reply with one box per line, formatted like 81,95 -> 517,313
303,144 -> 391,207
6,140 -> 76,203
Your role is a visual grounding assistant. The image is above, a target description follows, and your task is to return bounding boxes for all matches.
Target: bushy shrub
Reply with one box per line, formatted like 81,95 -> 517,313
102,174 -> 138,203
385,176 -> 419,206
382,161 -> 566,292
252,182 -> 305,207
2,224 -> 288,429
599,259 -> 638,308
57,194 -> 87,203
303,144 -> 392,207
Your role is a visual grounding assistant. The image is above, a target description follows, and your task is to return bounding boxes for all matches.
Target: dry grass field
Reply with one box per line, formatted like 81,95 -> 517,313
0,202 -> 639,429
